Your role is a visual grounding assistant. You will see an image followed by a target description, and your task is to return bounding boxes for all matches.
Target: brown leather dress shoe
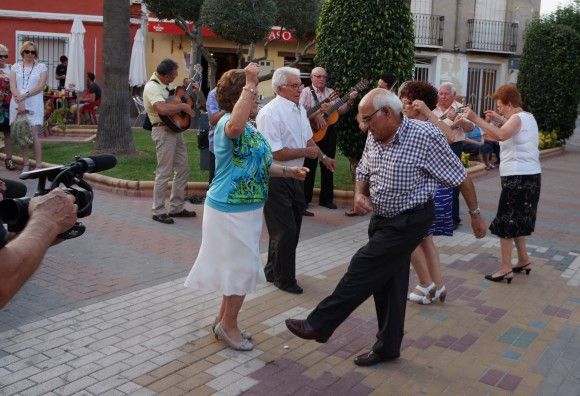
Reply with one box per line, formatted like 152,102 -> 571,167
353,351 -> 398,367
285,319 -> 328,343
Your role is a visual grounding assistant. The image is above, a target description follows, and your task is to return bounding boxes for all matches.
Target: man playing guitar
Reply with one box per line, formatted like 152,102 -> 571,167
299,67 -> 357,216
143,58 -> 197,224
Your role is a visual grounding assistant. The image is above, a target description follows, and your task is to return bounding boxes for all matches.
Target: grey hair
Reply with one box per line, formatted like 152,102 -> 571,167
373,89 -> 403,116
439,82 -> 456,95
272,67 -> 301,92
156,58 -> 178,76
0,44 -> 7,53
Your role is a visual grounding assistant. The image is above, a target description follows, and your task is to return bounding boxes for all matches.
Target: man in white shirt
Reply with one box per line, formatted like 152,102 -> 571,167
433,82 -> 474,228
257,67 -> 336,294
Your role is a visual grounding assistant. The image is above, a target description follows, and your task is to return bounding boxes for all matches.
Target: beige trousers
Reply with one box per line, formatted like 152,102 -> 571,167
151,125 -> 190,215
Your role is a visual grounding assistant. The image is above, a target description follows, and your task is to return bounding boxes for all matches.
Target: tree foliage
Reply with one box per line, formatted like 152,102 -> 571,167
546,0 -> 580,35
316,0 -> 415,161
143,0 -> 204,22
273,0 -> 320,40
95,0 -> 135,153
200,0 -> 277,45
518,16 -> 580,140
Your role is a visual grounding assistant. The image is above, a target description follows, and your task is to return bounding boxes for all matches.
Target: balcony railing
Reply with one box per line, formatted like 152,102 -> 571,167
466,19 -> 518,53
413,13 -> 444,48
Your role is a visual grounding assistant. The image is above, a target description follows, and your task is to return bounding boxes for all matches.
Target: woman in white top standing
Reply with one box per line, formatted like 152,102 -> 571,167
9,41 -> 47,169
463,84 -> 541,284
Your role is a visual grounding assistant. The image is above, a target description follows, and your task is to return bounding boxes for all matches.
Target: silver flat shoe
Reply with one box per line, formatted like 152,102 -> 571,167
214,323 -> 254,351
212,318 -> 252,340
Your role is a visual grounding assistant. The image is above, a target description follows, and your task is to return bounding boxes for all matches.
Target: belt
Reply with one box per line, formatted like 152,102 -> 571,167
152,122 -> 165,127
376,200 -> 433,220
401,200 -> 433,214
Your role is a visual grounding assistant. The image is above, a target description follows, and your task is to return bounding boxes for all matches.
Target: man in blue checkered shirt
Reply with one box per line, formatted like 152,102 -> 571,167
286,88 -> 487,366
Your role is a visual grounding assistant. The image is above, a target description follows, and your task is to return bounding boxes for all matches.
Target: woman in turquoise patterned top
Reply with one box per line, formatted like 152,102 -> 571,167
184,63 -> 308,351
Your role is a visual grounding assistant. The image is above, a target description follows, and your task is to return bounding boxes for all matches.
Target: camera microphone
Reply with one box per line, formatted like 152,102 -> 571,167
67,154 -> 118,175
0,177 -> 27,199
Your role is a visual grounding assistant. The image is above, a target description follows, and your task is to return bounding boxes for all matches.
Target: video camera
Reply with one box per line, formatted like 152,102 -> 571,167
0,155 -> 117,239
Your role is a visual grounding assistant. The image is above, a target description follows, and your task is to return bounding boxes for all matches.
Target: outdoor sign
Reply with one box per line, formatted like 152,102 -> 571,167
148,21 -> 295,42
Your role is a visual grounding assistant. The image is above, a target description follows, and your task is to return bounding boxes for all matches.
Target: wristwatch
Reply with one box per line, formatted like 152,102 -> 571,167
468,207 -> 481,216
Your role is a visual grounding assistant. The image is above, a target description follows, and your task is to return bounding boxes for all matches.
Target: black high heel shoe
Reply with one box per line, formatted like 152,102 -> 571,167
485,271 -> 513,284
512,263 -> 531,275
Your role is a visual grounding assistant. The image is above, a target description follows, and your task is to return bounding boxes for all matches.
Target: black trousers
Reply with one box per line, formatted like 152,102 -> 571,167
449,141 -> 463,225
304,126 -> 337,205
263,177 -> 307,288
307,203 -> 434,358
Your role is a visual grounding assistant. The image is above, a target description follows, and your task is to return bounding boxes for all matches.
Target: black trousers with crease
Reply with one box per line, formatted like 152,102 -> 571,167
307,203 -> 434,358
263,177 -> 306,288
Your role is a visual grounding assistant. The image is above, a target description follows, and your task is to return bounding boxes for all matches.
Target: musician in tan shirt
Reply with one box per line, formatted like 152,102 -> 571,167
143,58 -> 196,224
299,67 -> 357,215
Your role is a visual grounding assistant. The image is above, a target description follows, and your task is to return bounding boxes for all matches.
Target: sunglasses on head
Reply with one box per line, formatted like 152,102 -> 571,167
23,50 -> 36,55
0,55 -> 8,59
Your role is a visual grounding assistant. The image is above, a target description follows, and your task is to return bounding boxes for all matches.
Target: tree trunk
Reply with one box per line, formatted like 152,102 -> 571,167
95,0 -> 135,154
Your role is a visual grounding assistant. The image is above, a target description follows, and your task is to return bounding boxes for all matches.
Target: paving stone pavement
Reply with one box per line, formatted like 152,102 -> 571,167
0,120 -> 579,395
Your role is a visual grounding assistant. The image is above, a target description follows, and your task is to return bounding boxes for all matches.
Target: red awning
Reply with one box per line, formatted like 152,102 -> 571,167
147,21 -> 294,42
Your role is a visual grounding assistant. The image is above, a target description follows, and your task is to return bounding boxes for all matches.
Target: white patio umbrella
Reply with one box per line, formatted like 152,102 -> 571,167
65,18 -> 85,93
65,18 -> 85,124
129,28 -> 147,87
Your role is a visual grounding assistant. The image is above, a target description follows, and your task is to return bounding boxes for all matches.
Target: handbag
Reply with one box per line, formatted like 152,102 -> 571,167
11,112 -> 33,146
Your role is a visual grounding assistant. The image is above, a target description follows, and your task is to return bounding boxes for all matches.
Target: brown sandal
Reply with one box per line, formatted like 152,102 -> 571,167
4,158 -> 16,171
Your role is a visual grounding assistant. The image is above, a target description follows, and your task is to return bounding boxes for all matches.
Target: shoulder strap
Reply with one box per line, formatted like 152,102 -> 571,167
309,86 -> 320,105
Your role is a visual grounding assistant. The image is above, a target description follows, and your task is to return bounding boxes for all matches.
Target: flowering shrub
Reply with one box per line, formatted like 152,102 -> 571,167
461,152 -> 471,168
538,130 -> 558,150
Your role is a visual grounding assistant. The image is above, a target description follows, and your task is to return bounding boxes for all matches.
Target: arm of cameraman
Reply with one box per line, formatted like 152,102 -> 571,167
0,189 -> 77,309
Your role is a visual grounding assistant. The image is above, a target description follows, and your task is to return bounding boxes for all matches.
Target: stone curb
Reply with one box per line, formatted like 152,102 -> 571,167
0,147 -> 565,203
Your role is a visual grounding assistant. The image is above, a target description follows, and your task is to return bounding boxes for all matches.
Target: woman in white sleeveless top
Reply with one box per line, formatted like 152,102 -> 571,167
9,41 -> 47,169
463,84 -> 541,284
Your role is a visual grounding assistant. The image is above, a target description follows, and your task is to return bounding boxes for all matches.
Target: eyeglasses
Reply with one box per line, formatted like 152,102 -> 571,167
284,83 -> 304,90
312,75 -> 327,79
357,107 -> 383,124
0,55 -> 8,59
23,50 -> 37,55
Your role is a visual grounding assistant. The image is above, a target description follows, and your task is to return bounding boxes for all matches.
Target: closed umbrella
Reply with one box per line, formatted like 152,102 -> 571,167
65,18 -> 85,93
129,28 -> 147,87
65,18 -> 85,124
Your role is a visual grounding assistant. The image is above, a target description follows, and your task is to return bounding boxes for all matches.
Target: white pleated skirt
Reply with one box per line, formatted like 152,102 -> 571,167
184,203 -> 266,296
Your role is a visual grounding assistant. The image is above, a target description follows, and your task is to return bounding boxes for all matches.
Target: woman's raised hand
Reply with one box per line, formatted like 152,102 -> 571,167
411,99 -> 430,117
244,62 -> 260,86
484,110 -> 502,123
461,106 -> 477,122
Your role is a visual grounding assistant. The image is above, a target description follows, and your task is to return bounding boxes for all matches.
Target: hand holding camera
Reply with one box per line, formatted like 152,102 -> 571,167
0,154 -> 117,239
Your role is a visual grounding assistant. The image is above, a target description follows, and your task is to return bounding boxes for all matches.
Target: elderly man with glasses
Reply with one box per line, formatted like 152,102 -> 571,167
256,67 -> 335,294
285,88 -> 486,366
299,67 -> 356,216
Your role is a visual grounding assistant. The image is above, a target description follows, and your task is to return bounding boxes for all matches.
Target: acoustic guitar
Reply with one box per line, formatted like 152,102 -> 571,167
160,64 -> 203,133
306,91 -> 339,118
312,79 -> 369,143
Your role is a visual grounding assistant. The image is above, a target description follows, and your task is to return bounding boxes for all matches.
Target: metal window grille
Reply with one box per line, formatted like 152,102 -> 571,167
466,63 -> 498,116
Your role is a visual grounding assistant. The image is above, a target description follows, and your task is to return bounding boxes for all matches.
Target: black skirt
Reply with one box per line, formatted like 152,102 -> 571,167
489,174 -> 541,238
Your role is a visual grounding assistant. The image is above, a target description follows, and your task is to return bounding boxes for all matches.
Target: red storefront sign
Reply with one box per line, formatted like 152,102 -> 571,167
147,21 -> 294,42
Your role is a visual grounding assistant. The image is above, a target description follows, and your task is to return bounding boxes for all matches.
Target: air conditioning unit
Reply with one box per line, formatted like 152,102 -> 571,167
259,60 -> 273,77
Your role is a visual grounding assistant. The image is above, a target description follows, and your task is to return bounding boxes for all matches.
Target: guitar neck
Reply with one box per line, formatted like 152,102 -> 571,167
324,94 -> 350,116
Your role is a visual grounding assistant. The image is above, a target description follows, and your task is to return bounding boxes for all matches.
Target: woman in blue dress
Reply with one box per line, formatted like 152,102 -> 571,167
184,63 -> 308,351
399,81 -> 457,305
